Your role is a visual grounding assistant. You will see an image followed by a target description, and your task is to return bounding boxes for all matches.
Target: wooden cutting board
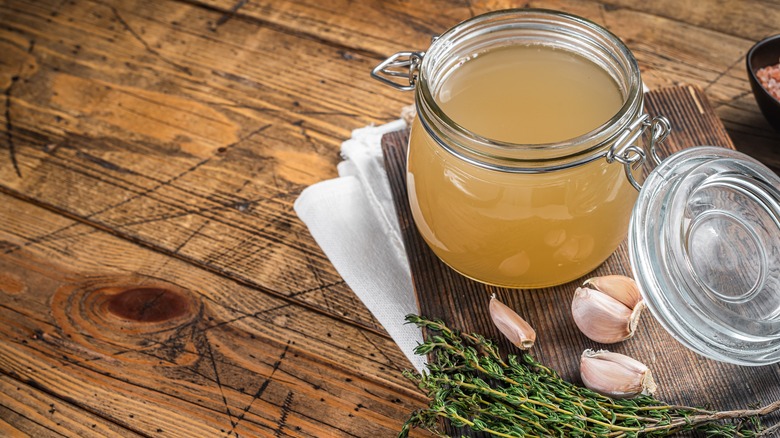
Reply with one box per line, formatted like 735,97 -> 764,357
381,85 -> 780,436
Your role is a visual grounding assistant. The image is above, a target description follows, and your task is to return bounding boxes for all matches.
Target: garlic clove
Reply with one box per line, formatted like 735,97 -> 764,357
580,349 -> 657,399
489,294 -> 536,350
583,275 -> 642,309
572,287 -> 642,344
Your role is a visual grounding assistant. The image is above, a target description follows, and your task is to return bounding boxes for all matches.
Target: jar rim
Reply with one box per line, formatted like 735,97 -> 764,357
415,8 -> 644,169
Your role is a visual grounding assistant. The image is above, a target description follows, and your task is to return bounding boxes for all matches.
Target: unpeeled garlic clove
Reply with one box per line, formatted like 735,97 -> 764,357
489,294 -> 536,350
571,287 -> 645,344
583,275 -> 642,309
572,275 -> 646,344
580,349 -> 657,399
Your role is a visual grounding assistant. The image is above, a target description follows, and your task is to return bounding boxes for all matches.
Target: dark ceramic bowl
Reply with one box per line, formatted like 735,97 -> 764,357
747,34 -> 780,133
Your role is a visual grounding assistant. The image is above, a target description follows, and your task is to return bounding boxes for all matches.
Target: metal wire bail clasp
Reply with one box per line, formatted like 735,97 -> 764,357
371,51 -> 425,91
607,114 -> 671,191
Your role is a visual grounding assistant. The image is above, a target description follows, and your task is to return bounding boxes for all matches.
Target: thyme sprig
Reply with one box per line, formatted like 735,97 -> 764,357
400,315 -> 780,438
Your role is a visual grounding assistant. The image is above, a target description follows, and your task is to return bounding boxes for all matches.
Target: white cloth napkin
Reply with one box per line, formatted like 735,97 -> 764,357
293,119 -> 426,373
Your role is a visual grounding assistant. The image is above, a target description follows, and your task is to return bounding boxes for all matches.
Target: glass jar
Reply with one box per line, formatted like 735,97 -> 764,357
373,9 -> 666,288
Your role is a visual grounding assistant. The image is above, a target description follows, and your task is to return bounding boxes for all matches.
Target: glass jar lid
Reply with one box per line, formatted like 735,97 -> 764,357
629,146 -> 780,366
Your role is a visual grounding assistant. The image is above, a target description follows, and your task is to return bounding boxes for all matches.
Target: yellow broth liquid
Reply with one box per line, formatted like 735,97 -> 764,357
407,45 -> 635,288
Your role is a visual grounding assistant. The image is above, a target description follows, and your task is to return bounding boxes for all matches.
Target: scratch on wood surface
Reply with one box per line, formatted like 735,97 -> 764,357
203,331 -> 238,428
0,240 -> 22,253
288,280 -> 346,298
211,70 -> 268,91
110,6 -> 193,76
189,299 -> 295,342
358,330 -> 404,373
0,219 -> 107,257
290,228 -> 343,314
228,341 -> 290,437
295,239 -> 335,312
76,151 -> 135,174
273,391 -> 294,438
703,53 -> 743,93
714,89 -> 753,109
201,302 -> 291,334
1,221 -> 79,256
173,219 -> 211,253
211,0 -> 249,31
94,123 -> 271,225
197,221 -> 267,265
2,37 -> 36,178
291,120 -> 315,146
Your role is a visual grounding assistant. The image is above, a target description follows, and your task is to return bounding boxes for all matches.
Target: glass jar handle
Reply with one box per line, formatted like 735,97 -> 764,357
371,51 -> 425,91
606,114 -> 671,191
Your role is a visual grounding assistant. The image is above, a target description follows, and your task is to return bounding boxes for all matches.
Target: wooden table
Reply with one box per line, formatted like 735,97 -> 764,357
1,1 -> 778,437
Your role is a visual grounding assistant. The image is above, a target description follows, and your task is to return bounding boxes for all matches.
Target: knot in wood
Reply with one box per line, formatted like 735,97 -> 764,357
51,275 -> 204,366
106,287 -> 189,322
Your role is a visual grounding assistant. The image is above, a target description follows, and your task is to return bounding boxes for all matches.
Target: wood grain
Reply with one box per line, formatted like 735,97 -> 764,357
0,0 -> 776,339
196,0 -> 780,170
1,0 -> 779,436
0,0 -> 410,334
0,192 -> 426,437
382,85 -> 780,436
